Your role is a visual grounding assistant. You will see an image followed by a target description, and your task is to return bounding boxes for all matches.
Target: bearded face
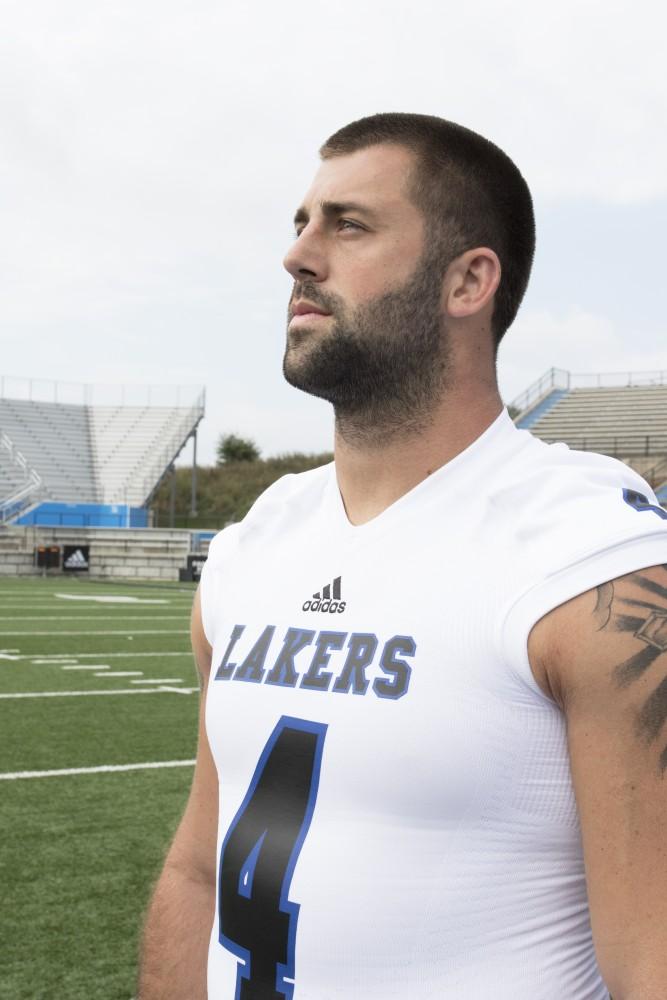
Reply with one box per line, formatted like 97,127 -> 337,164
283,249 -> 450,440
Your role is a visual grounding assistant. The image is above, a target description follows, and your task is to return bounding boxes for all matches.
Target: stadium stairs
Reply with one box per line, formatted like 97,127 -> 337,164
512,369 -> 667,503
0,431 -> 44,524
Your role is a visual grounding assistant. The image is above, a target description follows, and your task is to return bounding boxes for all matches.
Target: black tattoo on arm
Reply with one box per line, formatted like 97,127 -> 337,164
593,582 -> 614,630
596,568 -> 667,774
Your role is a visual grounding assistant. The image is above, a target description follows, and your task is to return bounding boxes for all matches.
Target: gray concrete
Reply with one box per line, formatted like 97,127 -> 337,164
0,526 -> 194,581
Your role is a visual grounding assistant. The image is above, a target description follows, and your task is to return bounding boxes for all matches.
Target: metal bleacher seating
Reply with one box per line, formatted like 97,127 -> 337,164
0,380 -> 205,523
1,398 -> 97,502
513,370 -> 667,499
90,404 -> 202,505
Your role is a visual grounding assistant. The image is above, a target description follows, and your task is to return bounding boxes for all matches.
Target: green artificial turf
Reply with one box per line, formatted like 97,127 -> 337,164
0,577 -> 201,999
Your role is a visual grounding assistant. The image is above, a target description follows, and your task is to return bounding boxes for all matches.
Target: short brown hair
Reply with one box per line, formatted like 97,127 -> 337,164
320,113 -> 535,346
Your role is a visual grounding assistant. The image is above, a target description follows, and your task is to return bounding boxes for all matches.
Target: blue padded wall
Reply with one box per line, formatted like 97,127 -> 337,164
17,503 -> 148,528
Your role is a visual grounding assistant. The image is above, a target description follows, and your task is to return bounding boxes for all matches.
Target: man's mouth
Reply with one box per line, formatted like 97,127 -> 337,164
289,301 -> 332,325
291,300 -> 331,317
290,312 -> 331,324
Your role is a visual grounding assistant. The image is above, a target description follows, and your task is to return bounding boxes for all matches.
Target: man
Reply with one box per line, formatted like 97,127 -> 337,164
139,114 -> 667,999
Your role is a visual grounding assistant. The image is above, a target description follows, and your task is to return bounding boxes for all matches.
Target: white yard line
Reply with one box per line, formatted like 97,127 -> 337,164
0,760 -> 196,780
31,658 -> 81,664
0,629 -> 189,636
55,594 -> 171,604
1,650 -> 192,660
0,603 -> 193,610
95,671 -> 143,677
0,687 -> 198,699
62,665 -> 110,671
0,615 -> 189,621
131,678 -> 183,684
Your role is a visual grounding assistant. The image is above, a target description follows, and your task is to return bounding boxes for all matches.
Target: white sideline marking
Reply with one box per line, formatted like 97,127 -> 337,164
32,658 -> 80,664
95,671 -> 143,677
0,603 -> 193,610
0,687 -> 197,699
1,651 -> 192,660
0,760 -> 196,781
0,629 -> 189,636
131,678 -> 183,684
55,594 -> 170,604
0,615 -> 188,621
0,649 -> 20,660
62,665 -> 109,671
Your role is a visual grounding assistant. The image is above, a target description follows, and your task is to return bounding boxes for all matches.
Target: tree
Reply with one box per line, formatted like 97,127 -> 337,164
216,433 -> 261,464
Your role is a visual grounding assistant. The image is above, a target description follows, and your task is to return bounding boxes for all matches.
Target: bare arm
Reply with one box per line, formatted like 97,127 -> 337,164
138,587 -> 218,1000
530,565 -> 667,999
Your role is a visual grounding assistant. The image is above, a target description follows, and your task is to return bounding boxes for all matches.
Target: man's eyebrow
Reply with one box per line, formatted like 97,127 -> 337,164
293,200 -> 378,227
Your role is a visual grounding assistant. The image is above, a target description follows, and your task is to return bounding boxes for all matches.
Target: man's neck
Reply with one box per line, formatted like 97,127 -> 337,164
333,386 -> 504,526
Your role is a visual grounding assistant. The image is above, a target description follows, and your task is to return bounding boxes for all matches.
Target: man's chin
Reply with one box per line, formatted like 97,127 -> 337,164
282,350 -> 336,402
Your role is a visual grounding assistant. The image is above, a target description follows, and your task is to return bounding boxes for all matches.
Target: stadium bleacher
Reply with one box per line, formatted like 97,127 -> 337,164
513,369 -> 667,500
0,430 -> 44,520
0,378 -> 205,526
1,398 -> 97,503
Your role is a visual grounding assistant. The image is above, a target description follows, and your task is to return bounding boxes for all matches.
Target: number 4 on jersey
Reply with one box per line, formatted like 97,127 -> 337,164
218,716 -> 328,999
623,488 -> 667,520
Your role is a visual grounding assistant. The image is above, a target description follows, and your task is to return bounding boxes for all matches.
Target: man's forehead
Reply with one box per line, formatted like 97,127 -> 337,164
297,144 -> 417,218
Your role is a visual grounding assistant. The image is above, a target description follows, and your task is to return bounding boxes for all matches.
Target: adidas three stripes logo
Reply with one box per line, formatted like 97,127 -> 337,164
302,576 -> 346,614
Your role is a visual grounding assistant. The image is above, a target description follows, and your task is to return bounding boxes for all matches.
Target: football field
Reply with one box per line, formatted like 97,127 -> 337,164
0,576 -> 200,1000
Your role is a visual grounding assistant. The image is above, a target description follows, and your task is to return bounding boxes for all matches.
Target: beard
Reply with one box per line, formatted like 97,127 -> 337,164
283,250 -> 450,445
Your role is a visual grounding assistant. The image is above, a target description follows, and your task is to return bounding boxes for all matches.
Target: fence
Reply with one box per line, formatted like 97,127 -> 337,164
510,367 -> 667,417
0,375 -> 204,409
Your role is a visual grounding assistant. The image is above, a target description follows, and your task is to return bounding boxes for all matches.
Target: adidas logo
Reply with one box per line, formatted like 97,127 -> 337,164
302,575 -> 346,614
64,549 -> 89,570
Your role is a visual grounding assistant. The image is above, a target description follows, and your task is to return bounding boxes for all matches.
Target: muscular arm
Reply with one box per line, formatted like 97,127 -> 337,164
531,565 -> 667,1000
137,587 -> 218,1000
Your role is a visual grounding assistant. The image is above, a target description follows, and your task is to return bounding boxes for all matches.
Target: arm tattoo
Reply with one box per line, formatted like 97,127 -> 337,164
597,568 -> 667,774
593,582 -> 614,630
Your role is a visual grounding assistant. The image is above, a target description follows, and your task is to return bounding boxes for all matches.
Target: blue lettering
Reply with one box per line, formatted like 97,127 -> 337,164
232,626 -> 276,683
215,625 -> 245,681
373,635 -> 416,699
265,628 -> 315,688
300,631 -> 346,692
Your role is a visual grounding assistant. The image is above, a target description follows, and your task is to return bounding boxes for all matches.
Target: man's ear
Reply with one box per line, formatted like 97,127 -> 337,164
444,247 -> 501,320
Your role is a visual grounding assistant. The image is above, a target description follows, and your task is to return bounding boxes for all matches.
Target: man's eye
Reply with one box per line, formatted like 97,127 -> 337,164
291,220 -> 362,239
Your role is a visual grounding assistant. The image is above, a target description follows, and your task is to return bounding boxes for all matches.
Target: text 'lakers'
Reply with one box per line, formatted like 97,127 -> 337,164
214,625 -> 416,699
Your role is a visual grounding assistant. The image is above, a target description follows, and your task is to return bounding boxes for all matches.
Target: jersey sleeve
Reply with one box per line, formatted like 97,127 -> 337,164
198,523 -> 240,647
499,460 -> 667,698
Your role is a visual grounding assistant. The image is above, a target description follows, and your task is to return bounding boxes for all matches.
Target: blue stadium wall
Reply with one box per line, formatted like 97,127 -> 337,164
18,503 -> 148,528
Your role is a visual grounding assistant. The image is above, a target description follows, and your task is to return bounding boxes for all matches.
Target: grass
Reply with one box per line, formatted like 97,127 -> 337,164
0,576 -> 200,999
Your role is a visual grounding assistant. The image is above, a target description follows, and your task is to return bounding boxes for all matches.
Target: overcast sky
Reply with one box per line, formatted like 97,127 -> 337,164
2,0 -> 666,464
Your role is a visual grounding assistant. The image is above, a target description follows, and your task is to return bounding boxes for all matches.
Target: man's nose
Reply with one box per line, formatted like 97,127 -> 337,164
283,226 -> 328,282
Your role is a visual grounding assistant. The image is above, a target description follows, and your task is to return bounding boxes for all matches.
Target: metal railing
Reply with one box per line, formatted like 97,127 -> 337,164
510,368 -> 667,417
642,455 -> 667,489
509,368 -> 570,416
0,375 -> 205,409
538,432 -> 667,458
135,389 -> 206,507
0,432 -> 44,524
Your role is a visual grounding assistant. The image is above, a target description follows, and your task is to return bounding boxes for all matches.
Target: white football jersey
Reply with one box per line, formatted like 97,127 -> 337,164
200,410 -> 667,999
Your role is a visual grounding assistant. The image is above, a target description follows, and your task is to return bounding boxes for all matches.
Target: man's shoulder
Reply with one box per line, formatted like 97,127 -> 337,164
244,461 -> 333,521
497,433 -> 665,549
205,462 -> 333,568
